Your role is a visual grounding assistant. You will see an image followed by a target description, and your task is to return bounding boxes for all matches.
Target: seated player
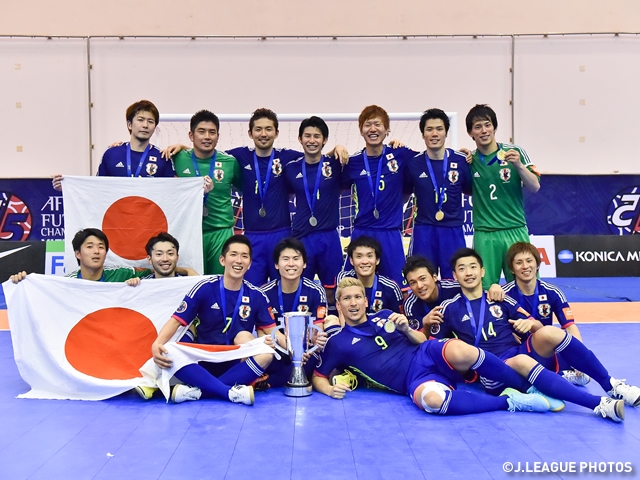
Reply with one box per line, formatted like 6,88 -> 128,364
140,232 -> 184,279
285,116 -> 348,312
503,241 -> 590,385
403,255 -> 504,331
151,235 -> 277,405
437,248 -> 638,422
313,278 -> 553,416
404,108 -> 472,279
260,237 -> 330,387
342,105 -> 417,288
337,236 -> 403,314
52,100 -> 174,189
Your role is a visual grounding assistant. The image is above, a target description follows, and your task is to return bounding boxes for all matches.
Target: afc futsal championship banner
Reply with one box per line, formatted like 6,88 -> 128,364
0,179 -> 64,242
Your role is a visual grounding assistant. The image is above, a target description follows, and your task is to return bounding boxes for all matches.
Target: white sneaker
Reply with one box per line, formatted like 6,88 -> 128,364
228,385 -> 254,405
608,378 -> 640,407
171,384 -> 202,403
562,369 -> 591,386
594,397 -> 625,422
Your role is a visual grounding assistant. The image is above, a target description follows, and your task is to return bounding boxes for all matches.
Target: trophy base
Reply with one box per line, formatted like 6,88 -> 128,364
284,384 -> 313,397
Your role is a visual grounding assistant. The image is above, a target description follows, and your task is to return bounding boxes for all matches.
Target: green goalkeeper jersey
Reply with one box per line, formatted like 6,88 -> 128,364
173,149 -> 242,232
66,265 -> 152,281
470,143 -> 540,232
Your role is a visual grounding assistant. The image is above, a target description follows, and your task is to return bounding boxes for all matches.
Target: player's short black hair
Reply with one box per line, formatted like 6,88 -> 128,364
402,255 -> 438,279
190,110 -> 220,133
249,108 -> 279,132
273,237 -> 307,265
298,116 -> 329,140
465,104 -> 498,133
221,234 -> 252,259
450,247 -> 484,271
145,232 -> 180,256
126,100 -> 159,133
419,108 -> 450,134
72,228 -> 109,265
346,236 -> 382,260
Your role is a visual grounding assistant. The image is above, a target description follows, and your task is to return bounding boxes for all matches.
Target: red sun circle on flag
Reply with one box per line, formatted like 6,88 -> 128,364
102,196 -> 168,260
65,307 -> 157,380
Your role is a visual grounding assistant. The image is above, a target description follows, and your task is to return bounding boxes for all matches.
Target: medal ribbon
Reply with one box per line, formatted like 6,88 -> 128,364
517,281 -> 540,319
362,146 -> 386,215
219,280 -> 245,344
424,149 -> 449,212
464,293 -> 487,347
477,143 -> 501,166
367,275 -> 379,310
253,150 -> 275,209
191,150 -> 217,206
302,158 -> 323,219
277,279 -> 304,319
126,144 -> 151,177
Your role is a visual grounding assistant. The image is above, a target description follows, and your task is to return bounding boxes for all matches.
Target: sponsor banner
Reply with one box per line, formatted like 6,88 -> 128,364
525,175 -> 640,235
529,235 -> 556,278
0,179 -> 64,242
555,235 -> 640,277
0,242 -> 46,283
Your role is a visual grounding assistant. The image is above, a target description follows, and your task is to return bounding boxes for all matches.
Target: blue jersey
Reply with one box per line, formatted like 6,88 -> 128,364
228,147 -> 301,232
337,270 -> 403,313
344,146 -> 414,229
502,280 -> 575,328
284,155 -> 348,238
438,293 -> 532,356
261,277 -> 328,325
403,280 -> 462,330
315,309 -> 418,394
404,149 -> 472,227
97,143 -> 174,177
172,276 -> 276,345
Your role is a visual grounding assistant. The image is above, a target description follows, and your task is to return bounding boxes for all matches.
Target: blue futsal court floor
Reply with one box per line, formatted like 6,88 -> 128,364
0,278 -> 639,479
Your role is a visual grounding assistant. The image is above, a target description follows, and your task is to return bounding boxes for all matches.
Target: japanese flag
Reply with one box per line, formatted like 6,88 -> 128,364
3,274 -> 273,401
62,176 -> 204,274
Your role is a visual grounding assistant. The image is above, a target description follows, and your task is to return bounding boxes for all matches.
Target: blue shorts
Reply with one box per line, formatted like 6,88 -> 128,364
344,227 -> 408,290
245,227 -> 292,286
405,339 -> 465,397
409,224 -> 465,280
300,229 -> 343,288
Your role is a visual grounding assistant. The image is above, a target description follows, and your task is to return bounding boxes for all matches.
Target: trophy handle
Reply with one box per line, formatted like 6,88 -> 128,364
305,324 -> 323,355
270,325 -> 288,360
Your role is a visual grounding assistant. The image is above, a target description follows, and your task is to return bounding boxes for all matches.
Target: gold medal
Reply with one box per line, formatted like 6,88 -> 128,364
435,210 -> 444,221
496,150 -> 506,161
384,321 -> 396,333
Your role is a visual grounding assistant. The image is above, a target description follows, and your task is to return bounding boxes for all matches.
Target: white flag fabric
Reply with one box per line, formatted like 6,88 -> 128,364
3,274 -> 273,401
62,176 -> 204,274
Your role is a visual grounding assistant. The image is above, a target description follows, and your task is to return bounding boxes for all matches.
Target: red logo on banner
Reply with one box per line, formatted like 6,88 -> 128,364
0,192 -> 32,241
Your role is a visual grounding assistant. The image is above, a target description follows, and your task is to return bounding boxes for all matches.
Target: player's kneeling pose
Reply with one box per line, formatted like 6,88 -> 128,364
312,278 -> 551,416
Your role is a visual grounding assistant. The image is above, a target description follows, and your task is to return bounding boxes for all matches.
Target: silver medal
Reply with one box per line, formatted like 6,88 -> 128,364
309,216 -> 318,227
259,207 -> 266,217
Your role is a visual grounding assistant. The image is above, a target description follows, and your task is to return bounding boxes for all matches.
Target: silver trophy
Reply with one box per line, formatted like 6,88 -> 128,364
271,311 -> 322,397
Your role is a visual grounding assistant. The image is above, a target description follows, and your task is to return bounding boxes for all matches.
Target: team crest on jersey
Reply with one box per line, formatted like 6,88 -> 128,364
409,318 -> 420,330
499,168 -> 511,182
214,169 -> 224,181
176,301 -> 187,313
149,156 -> 157,163
239,305 -> 251,319
272,158 -> 283,176
387,159 -> 399,173
430,324 -> 441,335
538,303 -> 551,318
489,305 -> 503,318
146,163 -> 158,176
447,170 -> 459,184
372,299 -> 384,312
322,162 -> 332,178
297,305 -> 310,313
